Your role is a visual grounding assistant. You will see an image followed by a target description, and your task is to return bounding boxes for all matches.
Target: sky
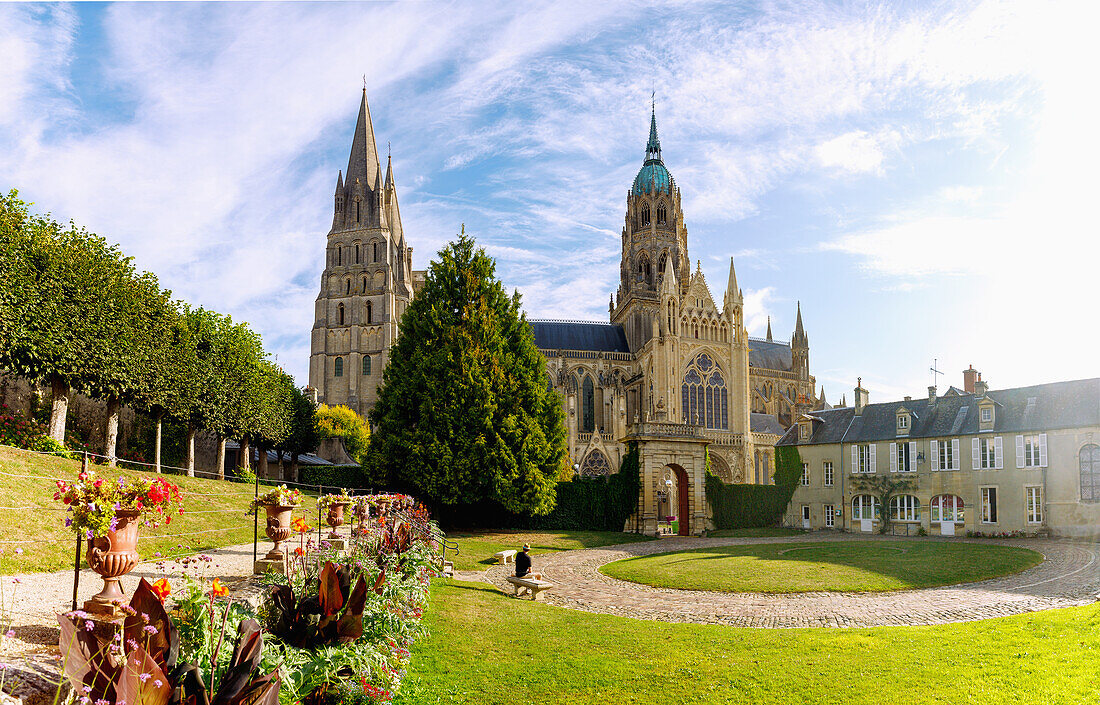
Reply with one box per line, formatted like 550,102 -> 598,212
2,0 -> 1098,405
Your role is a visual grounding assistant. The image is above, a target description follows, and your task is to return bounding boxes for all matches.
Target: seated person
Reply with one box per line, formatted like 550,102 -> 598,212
514,544 -> 542,580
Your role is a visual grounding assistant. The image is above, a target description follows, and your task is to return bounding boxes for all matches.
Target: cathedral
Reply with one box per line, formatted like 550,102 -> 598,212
310,91 -> 820,532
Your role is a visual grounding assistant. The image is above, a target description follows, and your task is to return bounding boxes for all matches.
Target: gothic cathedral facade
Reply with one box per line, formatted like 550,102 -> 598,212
310,93 -> 819,486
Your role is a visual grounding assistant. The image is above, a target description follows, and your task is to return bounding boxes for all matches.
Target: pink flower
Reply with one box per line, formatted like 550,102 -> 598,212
13,548 -> 22,556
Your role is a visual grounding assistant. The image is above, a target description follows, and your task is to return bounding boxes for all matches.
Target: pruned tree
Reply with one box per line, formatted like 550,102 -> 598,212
851,474 -> 918,534
367,233 -> 567,517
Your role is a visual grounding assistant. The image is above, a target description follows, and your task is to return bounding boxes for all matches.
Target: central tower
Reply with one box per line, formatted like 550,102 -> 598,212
611,108 -> 690,352
308,89 -> 415,416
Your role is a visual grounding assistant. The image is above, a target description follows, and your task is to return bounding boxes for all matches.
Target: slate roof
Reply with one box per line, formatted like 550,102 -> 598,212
750,413 -> 787,436
529,320 -> 631,353
778,377 -> 1100,446
748,338 -> 792,372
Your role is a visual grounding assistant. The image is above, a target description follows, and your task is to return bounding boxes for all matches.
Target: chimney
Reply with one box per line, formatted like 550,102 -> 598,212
974,372 -> 989,396
854,378 -> 869,415
904,396 -> 912,402
928,385 -> 937,404
962,365 -> 978,394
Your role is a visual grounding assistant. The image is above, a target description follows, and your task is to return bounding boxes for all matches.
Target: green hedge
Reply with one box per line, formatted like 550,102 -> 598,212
298,464 -> 375,491
439,442 -> 640,531
706,445 -> 802,529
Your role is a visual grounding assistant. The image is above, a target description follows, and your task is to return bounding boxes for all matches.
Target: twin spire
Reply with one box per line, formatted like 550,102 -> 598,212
645,104 -> 662,164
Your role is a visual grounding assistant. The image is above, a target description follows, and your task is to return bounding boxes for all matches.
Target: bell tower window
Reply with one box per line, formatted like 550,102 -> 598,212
337,303 -> 345,325
355,244 -> 360,263
641,203 -> 650,227
657,204 -> 667,225
366,301 -> 373,324
356,199 -> 360,223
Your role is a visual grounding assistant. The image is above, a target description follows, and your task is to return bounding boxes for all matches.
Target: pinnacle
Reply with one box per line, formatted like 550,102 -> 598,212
345,90 -> 382,197
766,316 -> 773,342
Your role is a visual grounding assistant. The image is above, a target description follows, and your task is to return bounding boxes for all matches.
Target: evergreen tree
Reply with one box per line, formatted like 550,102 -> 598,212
368,233 -> 567,515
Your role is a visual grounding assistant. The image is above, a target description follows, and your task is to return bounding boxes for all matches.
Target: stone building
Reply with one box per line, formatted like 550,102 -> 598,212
310,93 -> 819,534
778,369 -> 1100,538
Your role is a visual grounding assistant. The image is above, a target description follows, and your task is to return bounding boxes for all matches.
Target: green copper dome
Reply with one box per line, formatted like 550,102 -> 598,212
631,108 -> 673,195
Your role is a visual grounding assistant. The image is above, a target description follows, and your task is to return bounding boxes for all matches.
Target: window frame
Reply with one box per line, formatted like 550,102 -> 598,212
333,356 -> 344,378
823,461 -> 834,487
1080,444 -> 1100,503
930,494 -> 964,523
851,494 -> 879,521
1025,485 -> 1043,524
823,504 -> 835,528
890,494 -> 921,522
800,463 -> 810,486
981,486 -> 998,524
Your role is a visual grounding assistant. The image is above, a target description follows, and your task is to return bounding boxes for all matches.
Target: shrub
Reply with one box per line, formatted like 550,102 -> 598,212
706,445 -> 803,530
316,404 -> 371,464
300,464 -> 374,490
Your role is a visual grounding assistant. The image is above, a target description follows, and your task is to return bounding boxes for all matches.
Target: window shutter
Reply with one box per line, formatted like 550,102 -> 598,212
930,440 -> 939,471
1016,435 -> 1025,468
869,444 -> 877,473
1039,433 -> 1048,467
951,439 -> 960,470
909,442 -> 916,471
972,438 -> 980,469
890,443 -> 898,472
994,436 -> 1003,469
852,445 -> 858,473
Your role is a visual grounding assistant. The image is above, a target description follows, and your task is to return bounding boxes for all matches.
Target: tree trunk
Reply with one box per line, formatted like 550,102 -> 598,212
104,395 -> 121,468
275,450 -> 285,481
257,444 -> 269,479
290,453 -> 300,484
48,375 -> 69,443
154,411 -> 164,473
185,424 -> 197,477
239,435 -> 251,474
216,435 -> 227,481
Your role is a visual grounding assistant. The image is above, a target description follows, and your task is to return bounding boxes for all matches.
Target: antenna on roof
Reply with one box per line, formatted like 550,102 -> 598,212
930,358 -> 943,388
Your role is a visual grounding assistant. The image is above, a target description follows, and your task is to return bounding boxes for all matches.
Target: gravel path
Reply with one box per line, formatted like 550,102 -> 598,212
483,534 -> 1100,628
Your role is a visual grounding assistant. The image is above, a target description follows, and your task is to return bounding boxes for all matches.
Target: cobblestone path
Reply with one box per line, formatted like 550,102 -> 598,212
484,534 -> 1100,628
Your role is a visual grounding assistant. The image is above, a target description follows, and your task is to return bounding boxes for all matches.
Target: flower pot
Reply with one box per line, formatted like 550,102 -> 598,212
325,502 -> 351,538
262,504 -> 297,560
84,509 -> 140,614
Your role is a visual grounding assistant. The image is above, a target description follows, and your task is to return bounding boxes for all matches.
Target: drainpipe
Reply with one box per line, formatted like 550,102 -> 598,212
839,413 -> 857,531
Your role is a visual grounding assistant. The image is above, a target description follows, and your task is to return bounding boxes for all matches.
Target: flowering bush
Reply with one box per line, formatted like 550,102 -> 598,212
0,404 -> 70,456
53,470 -> 184,538
248,484 -> 303,513
319,489 -> 353,511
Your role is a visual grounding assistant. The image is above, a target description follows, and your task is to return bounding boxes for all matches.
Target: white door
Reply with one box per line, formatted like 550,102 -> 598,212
802,505 -> 811,529
860,519 -> 873,533
940,520 -> 955,537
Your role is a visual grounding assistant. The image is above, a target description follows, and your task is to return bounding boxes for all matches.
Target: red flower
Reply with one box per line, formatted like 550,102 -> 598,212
150,578 -> 171,601
210,578 -> 228,597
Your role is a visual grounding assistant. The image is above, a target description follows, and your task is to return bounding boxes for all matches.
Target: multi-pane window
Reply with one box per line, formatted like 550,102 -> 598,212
892,442 -> 913,472
930,494 -> 964,522
976,437 -> 1003,469
981,487 -> 998,523
333,357 -> 344,378
681,353 -> 728,430
581,376 -> 595,433
823,504 -> 835,528
823,461 -> 834,487
931,439 -> 960,470
852,494 -> 879,520
890,495 -> 920,522
1017,434 -> 1047,468
897,415 -> 908,430
362,355 -> 371,376
800,463 -> 810,486
981,407 -> 992,422
1081,444 -> 1100,502
1026,486 -> 1043,524
852,444 -> 875,473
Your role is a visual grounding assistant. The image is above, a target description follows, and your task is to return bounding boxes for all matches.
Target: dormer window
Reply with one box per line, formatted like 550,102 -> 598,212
898,415 -> 908,429
979,401 -> 996,431
799,423 -> 809,440
895,408 -> 912,436
981,408 -> 991,422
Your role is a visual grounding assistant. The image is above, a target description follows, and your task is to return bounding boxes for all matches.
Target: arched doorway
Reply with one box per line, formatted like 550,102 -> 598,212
668,464 -> 690,536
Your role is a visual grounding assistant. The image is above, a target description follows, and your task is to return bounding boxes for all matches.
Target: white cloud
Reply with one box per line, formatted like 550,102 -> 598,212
815,130 -> 895,174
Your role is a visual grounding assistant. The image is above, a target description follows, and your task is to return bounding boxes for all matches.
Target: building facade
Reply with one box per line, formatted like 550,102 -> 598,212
311,93 -> 820,534
778,370 -> 1100,538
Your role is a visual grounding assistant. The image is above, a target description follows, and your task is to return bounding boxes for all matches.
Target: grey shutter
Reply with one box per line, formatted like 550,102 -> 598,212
930,440 -> 939,471
972,438 -> 980,470
1016,435 -> 1025,469
890,442 -> 898,472
1039,433 -> 1048,467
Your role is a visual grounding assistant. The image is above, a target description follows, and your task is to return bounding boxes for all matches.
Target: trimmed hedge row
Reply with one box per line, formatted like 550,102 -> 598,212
706,445 -> 802,529
299,464 -> 374,490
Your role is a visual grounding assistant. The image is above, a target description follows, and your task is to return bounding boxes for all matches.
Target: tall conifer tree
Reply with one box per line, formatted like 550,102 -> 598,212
369,233 -> 567,515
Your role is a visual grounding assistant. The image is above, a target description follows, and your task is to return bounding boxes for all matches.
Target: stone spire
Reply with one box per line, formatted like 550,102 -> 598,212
793,301 -> 808,347
345,89 -> 382,195
723,257 -> 742,309
766,316 -> 773,342
645,102 -> 661,163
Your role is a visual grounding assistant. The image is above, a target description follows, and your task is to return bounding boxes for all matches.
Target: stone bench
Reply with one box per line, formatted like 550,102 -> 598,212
493,549 -> 517,564
506,576 -> 554,601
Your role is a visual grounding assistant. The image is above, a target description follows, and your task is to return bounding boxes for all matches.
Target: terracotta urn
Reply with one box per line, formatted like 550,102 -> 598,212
351,502 -> 369,535
374,495 -> 392,519
84,509 -> 141,614
262,504 -> 296,560
325,501 -> 351,538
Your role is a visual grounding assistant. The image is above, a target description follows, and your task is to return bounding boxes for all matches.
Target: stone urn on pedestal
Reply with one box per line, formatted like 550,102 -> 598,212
84,509 -> 141,616
253,504 -> 297,574
351,500 -> 370,537
325,501 -> 351,539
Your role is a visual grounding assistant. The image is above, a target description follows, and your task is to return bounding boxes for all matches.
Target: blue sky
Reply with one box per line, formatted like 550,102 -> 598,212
2,1 -> 1097,404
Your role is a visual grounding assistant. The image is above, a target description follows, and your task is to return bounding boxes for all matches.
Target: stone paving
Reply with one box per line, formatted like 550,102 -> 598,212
483,534 -> 1100,628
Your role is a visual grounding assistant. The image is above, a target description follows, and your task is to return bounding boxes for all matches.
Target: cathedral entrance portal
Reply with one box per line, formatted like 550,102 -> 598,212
624,423 -> 710,536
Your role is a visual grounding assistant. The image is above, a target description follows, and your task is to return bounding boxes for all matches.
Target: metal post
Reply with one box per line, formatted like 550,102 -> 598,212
71,533 -> 81,612
252,472 -> 259,563
317,485 -> 323,544
81,451 -> 88,474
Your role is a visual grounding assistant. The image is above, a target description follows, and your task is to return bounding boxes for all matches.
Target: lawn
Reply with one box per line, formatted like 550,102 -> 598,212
708,527 -> 808,538
0,445 -> 321,573
599,541 -> 1043,593
395,579 -> 1100,705
441,529 -> 652,571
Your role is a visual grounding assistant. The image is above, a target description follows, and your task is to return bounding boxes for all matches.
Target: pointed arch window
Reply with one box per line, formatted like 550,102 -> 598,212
641,203 -> 650,227
656,203 -> 667,225
356,200 -> 361,223
355,244 -> 360,263
337,303 -> 345,325
346,279 -> 351,295
579,450 -> 612,477
366,301 -> 373,324
334,357 -> 344,377
362,355 -> 371,376
373,242 -> 378,262
581,376 -> 595,433
337,246 -> 342,266
658,251 -> 668,280
681,353 -> 728,429
362,276 -> 368,292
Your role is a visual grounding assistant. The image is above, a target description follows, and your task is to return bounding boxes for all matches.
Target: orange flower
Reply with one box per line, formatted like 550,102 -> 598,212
294,547 -> 304,557
210,578 -> 229,597
292,518 -> 312,533
150,578 -> 171,601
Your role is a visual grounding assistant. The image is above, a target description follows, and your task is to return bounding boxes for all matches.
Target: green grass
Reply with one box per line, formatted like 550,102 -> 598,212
395,579 -> 1100,705
708,527 -> 808,538
442,529 -> 651,571
0,445 -> 321,573
599,541 -> 1043,593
